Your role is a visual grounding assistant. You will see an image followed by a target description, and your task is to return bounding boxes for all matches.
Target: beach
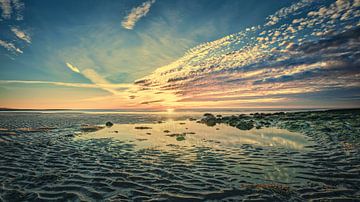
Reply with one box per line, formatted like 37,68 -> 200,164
0,109 -> 359,201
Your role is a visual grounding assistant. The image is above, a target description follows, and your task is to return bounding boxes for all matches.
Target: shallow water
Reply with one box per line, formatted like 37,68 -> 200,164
77,120 -> 313,151
0,111 -> 359,201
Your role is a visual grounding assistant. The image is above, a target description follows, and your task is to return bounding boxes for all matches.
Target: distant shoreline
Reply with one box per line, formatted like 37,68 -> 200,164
0,108 -> 359,113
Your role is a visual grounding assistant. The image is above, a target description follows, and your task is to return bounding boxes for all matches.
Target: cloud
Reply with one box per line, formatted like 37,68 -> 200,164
66,62 -> 81,73
11,27 -> 31,43
11,0 -> 24,20
0,0 -> 11,19
65,62 -> 133,95
0,0 -> 26,55
0,79 -> 134,90
0,39 -> 22,53
121,0 -> 155,30
140,99 -> 164,105
0,0 -> 24,20
131,0 -> 360,108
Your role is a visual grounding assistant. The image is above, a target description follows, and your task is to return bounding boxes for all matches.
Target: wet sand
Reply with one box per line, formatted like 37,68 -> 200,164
0,109 -> 359,201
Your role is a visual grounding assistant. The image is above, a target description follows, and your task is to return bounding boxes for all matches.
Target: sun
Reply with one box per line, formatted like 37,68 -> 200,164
166,108 -> 175,113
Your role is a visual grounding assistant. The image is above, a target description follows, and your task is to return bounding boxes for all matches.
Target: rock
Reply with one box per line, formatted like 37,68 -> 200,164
176,136 -> 186,141
229,120 -> 238,127
203,113 -> 215,117
236,121 -> 254,130
163,130 -> 170,133
189,118 -> 197,121
204,118 -> 216,126
201,113 -> 217,126
134,126 -> 152,130
80,125 -> 105,132
105,121 -> 114,127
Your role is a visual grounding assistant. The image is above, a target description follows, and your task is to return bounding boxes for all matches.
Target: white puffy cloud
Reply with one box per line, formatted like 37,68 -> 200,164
11,27 -> 31,43
0,0 -> 27,55
0,0 -> 24,20
0,39 -> 22,54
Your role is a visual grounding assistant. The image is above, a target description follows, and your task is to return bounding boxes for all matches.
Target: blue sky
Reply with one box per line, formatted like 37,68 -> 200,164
0,0 -> 359,109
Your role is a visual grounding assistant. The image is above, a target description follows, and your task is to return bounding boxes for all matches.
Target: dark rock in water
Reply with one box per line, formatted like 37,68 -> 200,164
134,126 -> 152,130
229,120 -> 237,127
201,113 -> 217,126
274,112 -> 286,115
176,136 -> 186,141
204,118 -> 217,126
236,121 -> 254,130
65,134 -> 75,137
256,125 -> 262,129
203,113 -> 215,117
105,121 -> 114,127
81,125 -> 105,132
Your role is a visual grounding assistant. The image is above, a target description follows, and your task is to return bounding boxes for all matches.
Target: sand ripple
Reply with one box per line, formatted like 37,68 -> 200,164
0,111 -> 360,201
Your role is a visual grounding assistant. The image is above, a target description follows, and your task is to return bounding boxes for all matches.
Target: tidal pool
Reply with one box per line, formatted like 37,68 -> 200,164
77,120 -> 313,151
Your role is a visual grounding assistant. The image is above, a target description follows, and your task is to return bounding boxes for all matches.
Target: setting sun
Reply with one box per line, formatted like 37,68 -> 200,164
166,108 -> 175,113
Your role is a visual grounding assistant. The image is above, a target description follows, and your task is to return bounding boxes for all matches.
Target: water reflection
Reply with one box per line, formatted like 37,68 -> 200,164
76,120 -> 312,151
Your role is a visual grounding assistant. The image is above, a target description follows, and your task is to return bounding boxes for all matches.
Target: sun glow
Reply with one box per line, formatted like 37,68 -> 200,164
166,108 -> 175,113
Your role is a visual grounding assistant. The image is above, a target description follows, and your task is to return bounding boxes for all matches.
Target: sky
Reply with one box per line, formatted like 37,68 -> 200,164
0,0 -> 359,110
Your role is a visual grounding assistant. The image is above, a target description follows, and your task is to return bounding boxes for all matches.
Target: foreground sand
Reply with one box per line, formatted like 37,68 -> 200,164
0,109 -> 359,201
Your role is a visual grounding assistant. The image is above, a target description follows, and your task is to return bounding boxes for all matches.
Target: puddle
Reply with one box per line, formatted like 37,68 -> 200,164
76,120 -> 313,150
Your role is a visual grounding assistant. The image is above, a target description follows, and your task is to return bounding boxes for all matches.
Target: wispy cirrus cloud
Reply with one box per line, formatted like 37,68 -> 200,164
0,79 -> 134,89
121,0 -> 155,30
65,62 -> 133,95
